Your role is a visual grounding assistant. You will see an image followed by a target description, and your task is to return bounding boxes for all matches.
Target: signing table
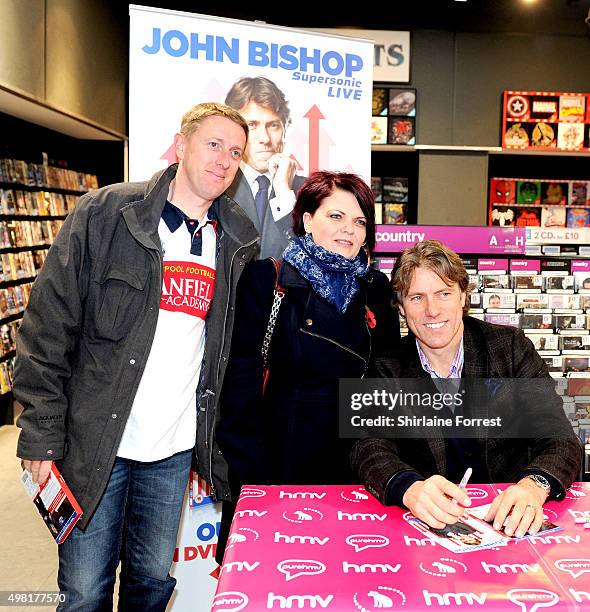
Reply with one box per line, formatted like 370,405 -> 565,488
214,483 -> 589,611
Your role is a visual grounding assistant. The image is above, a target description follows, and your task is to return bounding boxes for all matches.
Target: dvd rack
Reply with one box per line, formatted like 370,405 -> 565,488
0,157 -> 99,395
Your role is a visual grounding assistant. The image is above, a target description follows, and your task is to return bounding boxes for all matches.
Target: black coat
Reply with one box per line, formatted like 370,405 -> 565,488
216,259 -> 400,492
352,316 -> 583,505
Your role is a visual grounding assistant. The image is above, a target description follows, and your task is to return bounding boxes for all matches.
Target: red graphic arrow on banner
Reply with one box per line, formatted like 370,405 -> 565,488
304,105 -> 325,173
209,565 -> 220,580
161,141 -> 178,166
289,153 -> 304,172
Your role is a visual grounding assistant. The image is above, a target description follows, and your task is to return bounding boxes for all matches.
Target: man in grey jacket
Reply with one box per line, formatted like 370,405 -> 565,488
14,102 -> 259,611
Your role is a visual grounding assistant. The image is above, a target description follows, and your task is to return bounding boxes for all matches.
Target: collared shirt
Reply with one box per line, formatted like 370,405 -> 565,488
161,200 -> 219,256
416,337 -> 465,379
241,162 -> 295,222
117,200 -> 218,462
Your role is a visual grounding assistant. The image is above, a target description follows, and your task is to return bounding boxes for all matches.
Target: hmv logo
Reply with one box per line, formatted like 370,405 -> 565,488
342,562 -> 401,573
235,510 -> 268,518
220,561 -> 260,574
404,535 -> 435,547
280,491 -> 326,500
529,535 -> 581,545
267,593 -> 333,609
423,590 -> 487,606
569,588 -> 590,603
274,532 -> 329,546
337,511 -> 387,521
481,562 -> 541,574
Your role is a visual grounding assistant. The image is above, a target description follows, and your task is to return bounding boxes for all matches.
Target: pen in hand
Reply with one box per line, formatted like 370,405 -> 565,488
454,467 -> 472,506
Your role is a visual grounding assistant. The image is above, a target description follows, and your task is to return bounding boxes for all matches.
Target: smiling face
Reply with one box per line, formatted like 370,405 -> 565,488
399,266 -> 466,360
303,188 -> 367,259
174,115 -> 246,209
238,101 -> 285,172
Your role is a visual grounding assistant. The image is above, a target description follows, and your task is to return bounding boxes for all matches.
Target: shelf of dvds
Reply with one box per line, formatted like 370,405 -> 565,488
0,157 -> 99,416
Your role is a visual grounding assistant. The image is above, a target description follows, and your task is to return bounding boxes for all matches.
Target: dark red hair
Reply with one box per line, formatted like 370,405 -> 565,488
292,171 -> 376,251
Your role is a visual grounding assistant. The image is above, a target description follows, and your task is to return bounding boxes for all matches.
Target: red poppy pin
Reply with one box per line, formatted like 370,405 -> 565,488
365,306 -> 376,329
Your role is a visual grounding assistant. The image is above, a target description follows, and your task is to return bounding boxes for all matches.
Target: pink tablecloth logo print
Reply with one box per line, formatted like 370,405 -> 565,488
353,587 -> 406,611
282,508 -> 324,524
266,593 -> 334,608
341,488 -> 370,503
566,485 -> 587,500
279,490 -> 327,500
342,562 -> 401,574
422,591 -> 487,606
240,487 -> 266,498
346,535 -> 390,553
277,559 -> 326,581
338,511 -> 388,521
567,509 -> 590,522
506,589 -> 559,612
234,509 -> 268,519
465,487 -> 488,500
542,508 -> 558,521
228,528 -> 259,547
220,561 -> 260,575
211,591 -> 249,612
419,558 -> 467,577
274,531 -> 330,546
554,558 -> 590,579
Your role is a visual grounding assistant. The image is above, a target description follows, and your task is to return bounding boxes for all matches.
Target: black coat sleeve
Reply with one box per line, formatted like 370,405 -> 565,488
366,269 -> 400,362
216,259 -> 277,492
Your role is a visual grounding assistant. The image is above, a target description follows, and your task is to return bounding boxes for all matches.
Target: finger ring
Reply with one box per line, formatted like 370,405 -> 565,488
526,504 -> 535,510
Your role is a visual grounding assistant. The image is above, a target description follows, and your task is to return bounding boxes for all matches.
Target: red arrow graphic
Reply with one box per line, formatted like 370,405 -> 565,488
304,105 -> 325,173
161,141 -> 178,166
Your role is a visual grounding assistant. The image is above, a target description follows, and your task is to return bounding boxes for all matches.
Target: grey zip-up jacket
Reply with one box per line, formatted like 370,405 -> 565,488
14,164 -> 259,528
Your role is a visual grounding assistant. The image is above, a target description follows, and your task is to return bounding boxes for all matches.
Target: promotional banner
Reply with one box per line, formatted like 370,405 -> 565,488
129,7 -> 373,610
129,5 -> 373,183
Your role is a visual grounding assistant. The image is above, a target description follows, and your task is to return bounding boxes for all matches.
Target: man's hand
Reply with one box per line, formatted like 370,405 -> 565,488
22,460 -> 53,485
402,475 -> 471,528
268,153 -> 297,197
484,479 -> 548,537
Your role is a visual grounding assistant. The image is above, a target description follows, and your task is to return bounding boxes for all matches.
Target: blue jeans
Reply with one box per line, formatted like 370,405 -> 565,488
57,450 -> 192,612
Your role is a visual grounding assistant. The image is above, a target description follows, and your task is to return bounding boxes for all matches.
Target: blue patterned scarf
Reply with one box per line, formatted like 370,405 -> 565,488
283,234 -> 369,314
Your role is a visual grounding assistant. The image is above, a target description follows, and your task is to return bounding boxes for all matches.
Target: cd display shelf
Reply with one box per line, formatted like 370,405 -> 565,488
0,160 -> 99,425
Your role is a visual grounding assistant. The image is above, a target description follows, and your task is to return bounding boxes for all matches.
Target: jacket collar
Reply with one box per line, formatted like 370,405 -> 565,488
279,261 -> 311,289
461,317 -> 489,378
122,164 -> 259,251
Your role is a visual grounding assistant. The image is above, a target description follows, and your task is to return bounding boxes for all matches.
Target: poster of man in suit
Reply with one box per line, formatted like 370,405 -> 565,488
129,7 -> 373,258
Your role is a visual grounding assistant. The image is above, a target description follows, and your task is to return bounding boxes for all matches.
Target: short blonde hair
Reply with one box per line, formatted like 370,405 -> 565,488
180,102 -> 248,140
392,239 -> 471,316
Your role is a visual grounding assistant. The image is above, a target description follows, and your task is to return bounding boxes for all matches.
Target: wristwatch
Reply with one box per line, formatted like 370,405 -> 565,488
525,474 -> 551,498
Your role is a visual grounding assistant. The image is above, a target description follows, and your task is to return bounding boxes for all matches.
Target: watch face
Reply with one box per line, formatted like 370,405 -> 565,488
529,475 -> 550,490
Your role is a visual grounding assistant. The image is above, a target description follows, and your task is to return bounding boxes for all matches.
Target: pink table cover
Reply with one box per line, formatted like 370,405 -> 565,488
214,483 -> 590,611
